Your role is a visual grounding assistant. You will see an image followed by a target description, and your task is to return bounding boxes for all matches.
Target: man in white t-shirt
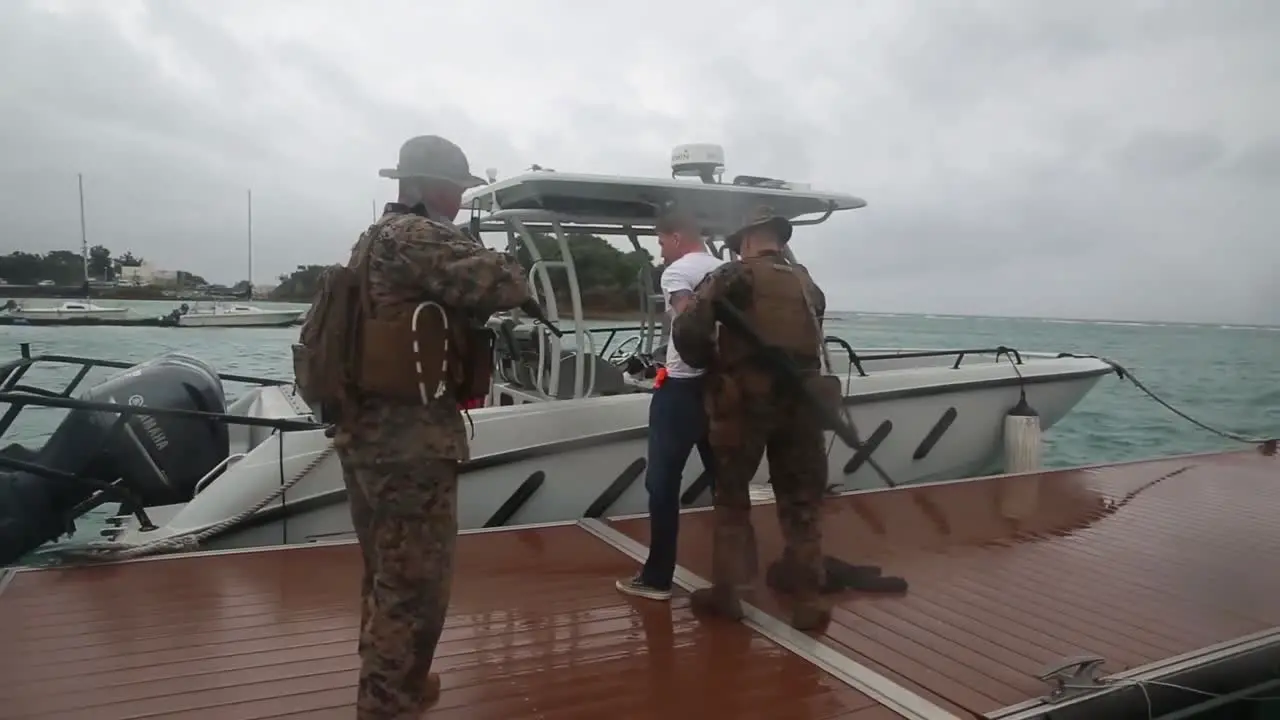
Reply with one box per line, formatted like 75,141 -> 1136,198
617,210 -> 725,601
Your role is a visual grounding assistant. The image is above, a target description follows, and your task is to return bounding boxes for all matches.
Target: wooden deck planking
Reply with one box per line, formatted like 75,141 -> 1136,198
610,449 -> 1280,717
0,524 -> 892,720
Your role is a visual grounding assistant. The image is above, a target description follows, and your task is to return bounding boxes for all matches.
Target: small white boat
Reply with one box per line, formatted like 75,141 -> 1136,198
4,301 -> 129,321
172,302 -> 303,328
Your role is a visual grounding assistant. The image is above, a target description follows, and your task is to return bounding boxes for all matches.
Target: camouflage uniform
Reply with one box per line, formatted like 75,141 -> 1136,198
671,208 -> 831,631
337,136 -> 531,719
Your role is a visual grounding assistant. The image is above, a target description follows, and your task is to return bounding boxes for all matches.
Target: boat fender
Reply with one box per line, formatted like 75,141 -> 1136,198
1003,393 -> 1042,474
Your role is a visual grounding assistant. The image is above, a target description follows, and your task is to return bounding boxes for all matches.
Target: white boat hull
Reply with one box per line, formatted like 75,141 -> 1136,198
8,308 -> 129,321
102,353 -> 1112,552
177,311 -> 302,327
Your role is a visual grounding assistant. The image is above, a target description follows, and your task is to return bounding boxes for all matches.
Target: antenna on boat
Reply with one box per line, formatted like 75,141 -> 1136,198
670,143 -> 725,185
77,173 -> 89,298
485,168 -> 498,183
246,189 -> 254,299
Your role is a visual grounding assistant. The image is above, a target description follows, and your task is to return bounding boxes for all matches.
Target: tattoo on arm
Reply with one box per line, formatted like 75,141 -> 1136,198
668,289 -> 694,314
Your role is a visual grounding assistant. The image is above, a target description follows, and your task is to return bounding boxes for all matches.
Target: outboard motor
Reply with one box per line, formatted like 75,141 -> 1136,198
163,303 -> 190,324
0,353 -> 230,565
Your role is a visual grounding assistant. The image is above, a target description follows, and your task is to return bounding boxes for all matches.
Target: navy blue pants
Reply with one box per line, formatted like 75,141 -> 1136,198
639,375 -> 715,591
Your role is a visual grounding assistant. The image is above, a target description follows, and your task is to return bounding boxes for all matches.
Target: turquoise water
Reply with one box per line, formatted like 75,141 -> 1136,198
2,300 -> 1276,467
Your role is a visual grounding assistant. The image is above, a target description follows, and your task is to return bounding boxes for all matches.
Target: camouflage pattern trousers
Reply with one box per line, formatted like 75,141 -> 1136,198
705,372 -> 828,593
338,449 -> 459,720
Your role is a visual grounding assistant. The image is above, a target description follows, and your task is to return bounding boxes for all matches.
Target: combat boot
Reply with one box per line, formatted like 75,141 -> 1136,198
790,595 -> 831,632
788,561 -> 829,627
765,545 -> 810,594
689,507 -> 751,620
771,547 -> 831,631
419,672 -> 441,716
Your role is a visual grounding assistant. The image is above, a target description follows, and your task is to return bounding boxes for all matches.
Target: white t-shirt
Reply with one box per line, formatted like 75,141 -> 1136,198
661,251 -> 726,378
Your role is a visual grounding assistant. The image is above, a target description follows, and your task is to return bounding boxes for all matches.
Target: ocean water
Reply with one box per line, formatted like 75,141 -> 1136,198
1,300 -> 1277,550
2,300 -> 1276,461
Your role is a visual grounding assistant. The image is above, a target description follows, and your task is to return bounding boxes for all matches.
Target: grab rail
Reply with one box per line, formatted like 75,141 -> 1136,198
822,339 -> 1025,378
192,452 -> 248,496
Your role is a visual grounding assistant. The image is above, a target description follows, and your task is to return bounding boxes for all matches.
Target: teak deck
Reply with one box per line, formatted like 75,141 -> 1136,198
1,449 -> 1276,720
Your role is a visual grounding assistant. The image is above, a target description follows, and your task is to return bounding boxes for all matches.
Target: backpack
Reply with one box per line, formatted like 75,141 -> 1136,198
291,232 -> 375,416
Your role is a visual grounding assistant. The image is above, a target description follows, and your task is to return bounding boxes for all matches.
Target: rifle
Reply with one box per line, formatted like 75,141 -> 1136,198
460,225 -> 564,338
711,299 -> 898,488
519,298 -> 564,338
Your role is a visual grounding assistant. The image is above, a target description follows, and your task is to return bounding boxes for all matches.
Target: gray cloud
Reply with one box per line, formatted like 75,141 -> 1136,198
0,0 -> 1276,324
1110,130 -> 1227,178
1228,138 -> 1280,184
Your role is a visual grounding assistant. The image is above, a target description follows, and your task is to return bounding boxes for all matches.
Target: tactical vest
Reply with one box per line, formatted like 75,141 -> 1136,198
717,256 -> 823,370
292,212 -> 494,418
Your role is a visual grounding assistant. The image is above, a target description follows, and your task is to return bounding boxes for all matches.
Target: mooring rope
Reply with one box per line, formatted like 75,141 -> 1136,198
1057,352 -> 1278,453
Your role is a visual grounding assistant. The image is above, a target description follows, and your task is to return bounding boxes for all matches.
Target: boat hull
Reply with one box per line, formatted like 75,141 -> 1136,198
176,311 -> 302,327
104,355 -> 1112,551
8,309 -> 129,321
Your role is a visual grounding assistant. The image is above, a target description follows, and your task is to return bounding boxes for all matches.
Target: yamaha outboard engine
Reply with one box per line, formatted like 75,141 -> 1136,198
0,353 -> 230,565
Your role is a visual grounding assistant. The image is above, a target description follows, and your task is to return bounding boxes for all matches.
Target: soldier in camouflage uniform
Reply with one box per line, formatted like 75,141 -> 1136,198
671,206 -> 832,631
339,135 -> 532,719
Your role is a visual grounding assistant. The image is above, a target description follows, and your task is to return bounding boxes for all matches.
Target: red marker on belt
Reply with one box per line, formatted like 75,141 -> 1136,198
458,396 -> 485,411
653,366 -> 669,389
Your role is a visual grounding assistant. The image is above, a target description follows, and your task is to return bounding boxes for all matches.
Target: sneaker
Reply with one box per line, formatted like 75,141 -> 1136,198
615,575 -> 672,601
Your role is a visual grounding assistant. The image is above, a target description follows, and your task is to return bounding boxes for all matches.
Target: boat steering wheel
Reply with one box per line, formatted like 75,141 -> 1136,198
605,335 -> 643,366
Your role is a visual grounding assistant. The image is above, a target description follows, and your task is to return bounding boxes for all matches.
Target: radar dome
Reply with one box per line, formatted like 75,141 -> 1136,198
671,143 -> 725,184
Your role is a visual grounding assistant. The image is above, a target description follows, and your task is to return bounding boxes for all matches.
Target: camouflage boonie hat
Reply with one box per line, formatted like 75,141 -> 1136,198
724,205 -> 793,251
378,135 -> 486,189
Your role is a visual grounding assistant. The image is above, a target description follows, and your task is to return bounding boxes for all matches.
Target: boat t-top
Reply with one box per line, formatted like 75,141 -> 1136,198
0,143 -> 1112,566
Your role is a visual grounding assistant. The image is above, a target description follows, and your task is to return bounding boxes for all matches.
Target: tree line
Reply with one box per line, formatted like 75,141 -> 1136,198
270,233 -> 661,314
0,246 -> 208,287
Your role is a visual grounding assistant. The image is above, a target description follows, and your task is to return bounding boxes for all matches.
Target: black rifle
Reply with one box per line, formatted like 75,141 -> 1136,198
519,298 -> 564,338
460,226 -> 564,338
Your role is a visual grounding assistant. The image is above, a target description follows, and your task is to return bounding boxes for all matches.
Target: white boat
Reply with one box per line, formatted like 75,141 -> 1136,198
3,300 -> 129,321
0,143 -> 1112,565
165,191 -> 305,329
172,302 -> 303,328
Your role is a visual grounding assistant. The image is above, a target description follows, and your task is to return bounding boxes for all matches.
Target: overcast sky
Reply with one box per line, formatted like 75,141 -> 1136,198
1,0 -> 1276,324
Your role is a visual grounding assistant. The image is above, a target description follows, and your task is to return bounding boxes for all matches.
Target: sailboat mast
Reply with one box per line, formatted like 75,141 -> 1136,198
78,173 -> 89,297
246,188 -> 253,299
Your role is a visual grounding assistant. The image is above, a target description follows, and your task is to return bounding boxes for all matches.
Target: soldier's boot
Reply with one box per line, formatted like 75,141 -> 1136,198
787,560 -> 831,632
419,672 -> 441,715
689,507 -> 750,620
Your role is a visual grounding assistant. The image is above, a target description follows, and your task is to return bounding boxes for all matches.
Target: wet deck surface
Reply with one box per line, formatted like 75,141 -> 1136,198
1,449 -> 1275,720
612,448 -> 1280,717
0,525 -> 890,720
